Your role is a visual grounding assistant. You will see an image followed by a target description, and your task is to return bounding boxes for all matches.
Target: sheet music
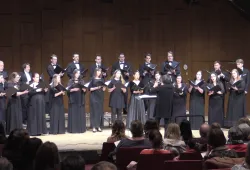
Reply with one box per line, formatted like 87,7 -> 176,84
105,80 -> 111,86
138,94 -> 157,99
125,82 -> 129,87
84,82 -> 90,88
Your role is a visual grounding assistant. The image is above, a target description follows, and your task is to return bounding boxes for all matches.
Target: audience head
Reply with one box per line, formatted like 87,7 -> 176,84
199,123 -> 210,138
179,120 -> 193,142
238,117 -> 250,127
228,126 -> 244,143
91,161 -> 117,170
148,130 -> 163,149
165,123 -> 181,140
144,119 -> 159,138
130,120 -> 144,138
111,120 -> 126,140
208,128 -> 226,148
4,128 -> 29,150
25,137 -> 43,160
0,157 -> 13,170
34,141 -> 60,170
61,154 -> 85,170
162,74 -> 172,85
211,122 -> 221,129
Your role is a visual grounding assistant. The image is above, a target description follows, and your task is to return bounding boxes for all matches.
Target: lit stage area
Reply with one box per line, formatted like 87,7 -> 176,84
32,113 -> 229,163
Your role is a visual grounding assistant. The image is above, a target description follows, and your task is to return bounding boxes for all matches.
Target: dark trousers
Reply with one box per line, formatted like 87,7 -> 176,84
21,95 -> 28,124
111,108 -> 122,124
155,118 -> 170,128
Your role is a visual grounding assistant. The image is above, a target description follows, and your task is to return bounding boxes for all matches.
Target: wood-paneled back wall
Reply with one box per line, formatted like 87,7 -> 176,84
1,0 -> 250,114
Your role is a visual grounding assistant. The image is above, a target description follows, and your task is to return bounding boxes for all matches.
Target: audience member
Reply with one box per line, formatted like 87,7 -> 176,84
179,120 -> 193,144
205,128 -> 238,159
227,126 -> 247,152
238,118 -> 250,127
0,157 -> 13,170
164,123 -> 186,155
61,154 -> 85,170
34,141 -> 60,170
24,138 -> 43,163
237,118 -> 250,142
232,142 -> 250,170
91,161 -> 117,170
144,119 -> 159,138
193,123 -> 209,152
211,122 -> 221,129
107,120 -> 127,143
2,129 -> 30,170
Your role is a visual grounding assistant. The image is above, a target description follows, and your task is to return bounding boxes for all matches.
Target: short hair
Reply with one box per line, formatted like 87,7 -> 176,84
22,63 -> 30,70
130,120 -> 144,138
162,74 -> 172,84
199,123 -> 210,138
214,61 -> 221,65
238,117 -> 250,127
50,54 -> 57,59
144,119 -> 159,138
0,157 -> 13,170
211,122 -> 221,129
61,154 -> 85,170
208,128 -> 226,148
73,53 -> 79,57
165,123 -> 181,140
119,53 -> 125,57
4,128 -> 29,151
168,51 -> 173,55
96,55 -> 102,59
228,126 -> 244,141
236,59 -> 244,64
91,161 -> 117,170
145,53 -> 151,58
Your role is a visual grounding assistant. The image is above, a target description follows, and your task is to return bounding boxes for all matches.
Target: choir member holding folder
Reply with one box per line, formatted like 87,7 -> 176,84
89,68 -> 106,133
207,72 -> 224,126
47,55 -> 65,82
27,73 -> 48,136
67,69 -> 87,133
0,74 -> 6,122
224,69 -> 246,127
66,54 -> 85,79
6,72 -> 29,134
90,55 -> 108,79
108,70 -> 127,125
126,71 -> 146,129
172,75 -> 187,124
49,74 -> 66,134
188,71 -> 205,130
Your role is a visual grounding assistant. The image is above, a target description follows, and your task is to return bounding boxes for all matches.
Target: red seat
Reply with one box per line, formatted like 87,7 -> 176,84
136,152 -> 174,170
179,151 -> 203,160
116,147 -> 149,170
164,160 -> 203,170
100,142 -> 116,161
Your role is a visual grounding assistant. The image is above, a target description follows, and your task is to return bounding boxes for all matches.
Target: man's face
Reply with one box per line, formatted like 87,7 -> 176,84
95,56 -> 102,64
51,57 -> 57,65
0,62 -> 4,71
145,56 -> 151,63
119,55 -> 125,62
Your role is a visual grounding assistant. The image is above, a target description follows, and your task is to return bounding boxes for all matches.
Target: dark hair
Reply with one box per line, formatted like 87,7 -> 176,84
238,117 -> 250,127
22,63 -> 30,70
130,120 -> 143,138
162,74 -> 172,84
214,61 -> 221,65
111,120 -> 126,140
25,138 -> 43,161
34,141 -> 60,170
50,55 -> 57,59
4,129 -> 29,151
93,68 -> 102,78
148,130 -> 163,149
179,120 -> 193,143
209,72 -> 219,84
246,143 -> 250,166
0,157 -> 13,170
144,119 -> 159,138
208,128 -> 226,148
211,122 -> 221,129
32,73 -> 39,78
8,72 -> 20,83
199,123 -> 210,138
145,53 -> 151,58
91,161 -> 117,170
61,154 -> 85,170
228,126 -> 244,142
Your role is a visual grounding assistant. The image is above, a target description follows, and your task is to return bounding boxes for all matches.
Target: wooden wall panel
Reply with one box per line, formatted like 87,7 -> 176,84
0,0 -> 250,114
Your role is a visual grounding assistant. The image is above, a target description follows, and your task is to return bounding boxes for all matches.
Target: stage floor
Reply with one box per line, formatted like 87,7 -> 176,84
34,128 -> 229,152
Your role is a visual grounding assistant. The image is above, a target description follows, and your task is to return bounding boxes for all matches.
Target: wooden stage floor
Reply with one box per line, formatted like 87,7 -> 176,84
34,128 -> 229,152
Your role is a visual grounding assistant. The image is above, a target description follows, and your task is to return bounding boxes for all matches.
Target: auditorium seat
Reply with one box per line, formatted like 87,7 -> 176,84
100,142 -> 116,161
116,147 -> 149,170
164,160 -> 203,170
179,151 -> 203,160
136,152 -> 174,170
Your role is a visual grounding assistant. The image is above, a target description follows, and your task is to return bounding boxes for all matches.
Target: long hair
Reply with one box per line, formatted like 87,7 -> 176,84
93,68 -> 102,78
111,70 -> 125,84
51,74 -> 60,88
209,72 -> 219,84
230,69 -> 241,83
165,123 -> 181,140
8,72 -> 19,83
180,120 -> 193,143
111,120 -> 126,140
194,70 -> 202,81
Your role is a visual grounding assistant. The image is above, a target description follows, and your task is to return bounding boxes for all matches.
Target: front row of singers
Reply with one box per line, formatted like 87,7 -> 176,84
0,67 -> 247,135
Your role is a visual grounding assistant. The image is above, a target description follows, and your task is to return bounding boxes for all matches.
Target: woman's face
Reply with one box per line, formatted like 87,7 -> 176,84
96,70 -> 102,77
155,73 -> 161,80
14,74 -> 21,83
115,71 -> 121,79
196,72 -> 202,80
56,75 -> 61,83
33,74 -> 39,83
74,71 -> 80,79
211,74 -> 216,82
232,70 -> 238,79
176,76 -> 182,84
134,72 -> 140,80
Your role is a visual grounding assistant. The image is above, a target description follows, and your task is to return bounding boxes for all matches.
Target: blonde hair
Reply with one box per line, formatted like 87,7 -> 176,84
165,123 -> 181,140
51,74 -> 60,87
230,69 -> 241,83
111,70 -> 125,84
